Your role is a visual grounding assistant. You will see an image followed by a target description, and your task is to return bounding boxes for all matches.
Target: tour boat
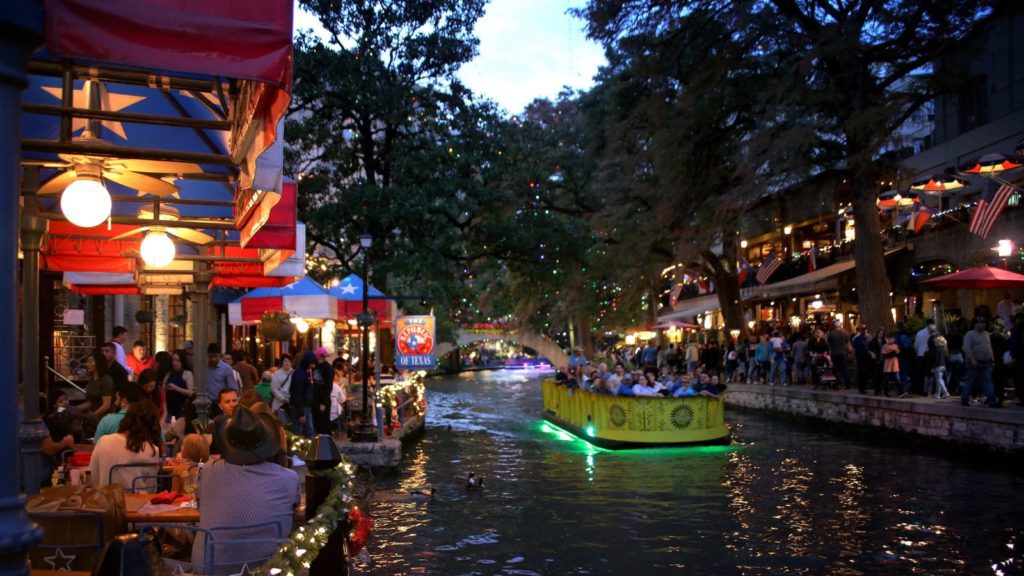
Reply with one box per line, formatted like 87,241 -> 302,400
541,379 -> 731,449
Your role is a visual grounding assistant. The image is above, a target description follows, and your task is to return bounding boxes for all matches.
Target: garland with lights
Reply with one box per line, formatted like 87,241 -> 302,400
379,371 -> 428,422
252,432 -> 370,576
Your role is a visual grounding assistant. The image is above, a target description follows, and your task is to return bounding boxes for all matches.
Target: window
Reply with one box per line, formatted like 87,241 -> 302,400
957,74 -> 989,133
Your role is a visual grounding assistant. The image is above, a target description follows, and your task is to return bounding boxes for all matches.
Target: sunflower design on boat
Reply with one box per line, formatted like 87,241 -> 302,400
608,404 -> 628,427
670,404 -> 695,430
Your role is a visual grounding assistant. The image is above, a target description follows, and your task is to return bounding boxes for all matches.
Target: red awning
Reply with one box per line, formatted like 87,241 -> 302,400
241,296 -> 284,321
240,179 -> 297,249
43,222 -> 295,291
44,0 -> 292,89
44,0 -> 294,237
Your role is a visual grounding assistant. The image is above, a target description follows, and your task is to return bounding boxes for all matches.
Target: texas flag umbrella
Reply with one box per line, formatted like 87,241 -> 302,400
920,266 -> 1024,289
329,274 -> 395,324
228,276 -> 336,324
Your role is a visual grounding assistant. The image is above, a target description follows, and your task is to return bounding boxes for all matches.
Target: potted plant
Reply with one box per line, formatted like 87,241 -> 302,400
135,309 -> 154,324
260,310 -> 294,342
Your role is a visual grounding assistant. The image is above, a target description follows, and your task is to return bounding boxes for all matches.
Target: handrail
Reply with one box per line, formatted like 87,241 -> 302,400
45,363 -> 87,395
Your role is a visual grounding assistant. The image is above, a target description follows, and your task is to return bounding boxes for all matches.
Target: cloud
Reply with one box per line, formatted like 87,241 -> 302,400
458,0 -> 605,113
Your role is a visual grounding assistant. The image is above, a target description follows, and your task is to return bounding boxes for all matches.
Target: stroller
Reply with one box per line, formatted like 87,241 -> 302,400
812,352 -> 838,390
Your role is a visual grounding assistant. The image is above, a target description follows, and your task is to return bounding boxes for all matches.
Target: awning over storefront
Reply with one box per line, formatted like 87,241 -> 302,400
28,0 -> 297,294
742,259 -> 856,300
658,294 -> 721,322
742,248 -> 904,301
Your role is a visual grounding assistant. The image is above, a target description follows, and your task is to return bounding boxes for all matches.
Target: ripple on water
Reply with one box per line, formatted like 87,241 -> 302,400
365,370 -> 1024,575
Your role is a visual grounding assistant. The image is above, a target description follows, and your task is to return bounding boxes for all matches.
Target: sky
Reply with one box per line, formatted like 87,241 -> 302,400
293,0 -> 607,114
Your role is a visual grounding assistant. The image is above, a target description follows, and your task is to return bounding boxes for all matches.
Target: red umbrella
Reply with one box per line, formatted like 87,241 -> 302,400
920,266 -> 1024,289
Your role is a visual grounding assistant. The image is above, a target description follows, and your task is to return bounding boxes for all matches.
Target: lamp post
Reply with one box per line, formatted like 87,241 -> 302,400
352,233 -> 377,442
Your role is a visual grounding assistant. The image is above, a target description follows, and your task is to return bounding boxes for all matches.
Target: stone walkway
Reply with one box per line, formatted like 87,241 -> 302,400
724,383 -> 1024,452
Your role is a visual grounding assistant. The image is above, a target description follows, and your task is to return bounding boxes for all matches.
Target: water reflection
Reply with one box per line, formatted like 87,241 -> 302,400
367,369 -> 1024,575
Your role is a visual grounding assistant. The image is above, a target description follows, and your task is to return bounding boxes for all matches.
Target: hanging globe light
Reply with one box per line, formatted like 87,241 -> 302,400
140,227 -> 176,267
60,165 -> 111,228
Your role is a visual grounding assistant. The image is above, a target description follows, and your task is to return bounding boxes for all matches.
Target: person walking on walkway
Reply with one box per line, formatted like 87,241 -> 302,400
1009,312 -> 1024,406
852,324 -> 872,394
930,334 -> 950,399
827,322 -> 852,390
881,332 -> 901,397
962,318 -> 1000,407
914,319 -> 936,395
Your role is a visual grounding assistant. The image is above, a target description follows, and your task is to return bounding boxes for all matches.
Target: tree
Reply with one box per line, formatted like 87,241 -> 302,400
580,0 -> 1001,332
761,0 -> 999,331
575,4 -> 783,340
288,0 -> 495,338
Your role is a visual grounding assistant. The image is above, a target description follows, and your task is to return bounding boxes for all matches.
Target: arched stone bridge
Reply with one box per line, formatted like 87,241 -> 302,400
437,329 -> 569,368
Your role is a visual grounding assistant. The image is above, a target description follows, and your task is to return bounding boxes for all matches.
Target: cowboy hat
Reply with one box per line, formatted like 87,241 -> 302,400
217,405 -> 282,465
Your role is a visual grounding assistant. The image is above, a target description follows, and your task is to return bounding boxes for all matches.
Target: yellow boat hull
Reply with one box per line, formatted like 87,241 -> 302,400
542,379 -> 731,448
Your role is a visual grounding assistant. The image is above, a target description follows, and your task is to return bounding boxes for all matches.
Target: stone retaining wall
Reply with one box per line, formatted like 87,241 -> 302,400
725,384 -> 1024,452
336,413 -> 426,469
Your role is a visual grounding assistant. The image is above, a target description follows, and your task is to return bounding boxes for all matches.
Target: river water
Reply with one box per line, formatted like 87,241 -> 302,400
365,369 -> 1024,575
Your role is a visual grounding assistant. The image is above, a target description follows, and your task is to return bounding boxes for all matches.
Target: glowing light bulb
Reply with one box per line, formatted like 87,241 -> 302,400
61,177 -> 111,228
141,228 -> 175,267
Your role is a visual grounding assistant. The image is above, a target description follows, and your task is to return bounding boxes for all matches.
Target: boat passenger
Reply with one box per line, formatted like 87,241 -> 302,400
615,375 -> 635,396
606,363 -> 625,387
632,373 -> 660,397
674,381 -> 698,397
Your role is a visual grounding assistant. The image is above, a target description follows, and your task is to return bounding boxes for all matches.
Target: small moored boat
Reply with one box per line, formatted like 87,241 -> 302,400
541,379 -> 730,449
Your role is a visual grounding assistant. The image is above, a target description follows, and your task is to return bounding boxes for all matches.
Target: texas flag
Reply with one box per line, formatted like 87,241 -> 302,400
738,256 -> 753,285
807,245 -> 818,273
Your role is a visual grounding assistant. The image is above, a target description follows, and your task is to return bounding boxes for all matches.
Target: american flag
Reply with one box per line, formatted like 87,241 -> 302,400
807,245 -> 818,273
969,180 -> 1015,239
756,253 -> 781,284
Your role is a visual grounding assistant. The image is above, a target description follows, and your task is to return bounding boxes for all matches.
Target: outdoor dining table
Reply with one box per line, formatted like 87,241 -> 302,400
125,493 -> 308,525
124,493 -> 199,524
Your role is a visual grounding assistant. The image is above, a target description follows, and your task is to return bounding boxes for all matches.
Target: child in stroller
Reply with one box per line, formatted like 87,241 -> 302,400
811,352 -> 838,390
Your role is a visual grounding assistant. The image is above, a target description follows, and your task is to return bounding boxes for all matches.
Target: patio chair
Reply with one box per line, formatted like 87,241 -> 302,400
139,520 -> 288,576
130,473 -> 177,494
28,510 -> 104,571
108,463 -> 160,490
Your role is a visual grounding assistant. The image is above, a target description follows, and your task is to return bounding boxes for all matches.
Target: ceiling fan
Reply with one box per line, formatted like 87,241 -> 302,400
36,132 -> 204,197
110,205 -> 215,245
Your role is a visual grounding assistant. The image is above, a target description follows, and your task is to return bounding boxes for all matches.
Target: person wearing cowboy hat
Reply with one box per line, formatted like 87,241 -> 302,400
193,405 -> 298,574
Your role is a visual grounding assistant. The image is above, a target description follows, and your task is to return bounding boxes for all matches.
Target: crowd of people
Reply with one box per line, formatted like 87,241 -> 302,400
26,328 -> 425,573
558,300 -> 1024,409
35,328 -> 427,491
555,348 -> 728,399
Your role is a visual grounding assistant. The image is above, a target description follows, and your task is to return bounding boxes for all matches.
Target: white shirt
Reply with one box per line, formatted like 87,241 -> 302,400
88,433 -> 161,489
997,298 -> 1016,326
914,327 -> 932,357
330,383 -> 346,421
112,341 -> 130,372
631,383 -> 659,397
270,368 -> 293,411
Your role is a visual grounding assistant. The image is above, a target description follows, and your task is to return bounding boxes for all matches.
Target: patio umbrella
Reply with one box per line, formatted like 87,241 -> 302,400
228,276 -> 336,324
329,274 -> 396,324
920,266 -> 1024,289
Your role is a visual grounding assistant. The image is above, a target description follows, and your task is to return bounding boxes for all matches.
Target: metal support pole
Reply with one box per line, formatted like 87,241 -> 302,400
351,249 -> 376,442
191,267 -> 213,428
1,2 -> 46,573
19,175 -> 49,496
